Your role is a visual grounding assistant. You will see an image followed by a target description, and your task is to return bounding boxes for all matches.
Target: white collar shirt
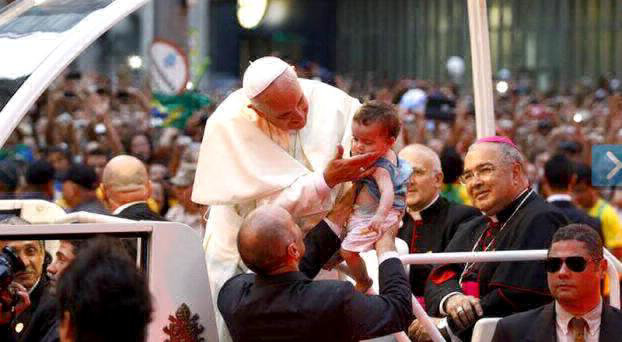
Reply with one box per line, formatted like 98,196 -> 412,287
112,201 -> 147,215
547,194 -> 573,203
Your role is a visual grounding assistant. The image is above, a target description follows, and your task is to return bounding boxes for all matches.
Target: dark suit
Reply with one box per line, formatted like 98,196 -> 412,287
492,302 -> 622,342
115,202 -> 167,221
397,196 -> 480,296
115,202 -> 167,258
549,199 -> 604,240
72,199 -> 109,215
218,221 -> 413,342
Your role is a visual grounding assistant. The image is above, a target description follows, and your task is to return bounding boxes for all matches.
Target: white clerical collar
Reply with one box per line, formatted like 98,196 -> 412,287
113,201 -> 147,215
422,194 -> 440,212
547,194 -> 572,203
407,194 -> 439,220
555,299 -> 602,336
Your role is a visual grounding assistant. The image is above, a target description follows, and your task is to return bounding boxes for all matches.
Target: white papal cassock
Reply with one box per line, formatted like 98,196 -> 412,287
192,78 -> 360,341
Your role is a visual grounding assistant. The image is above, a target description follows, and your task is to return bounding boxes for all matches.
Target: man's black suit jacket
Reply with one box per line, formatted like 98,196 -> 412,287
115,202 -> 167,221
218,221 -> 413,342
115,202 -> 166,257
492,302 -> 622,342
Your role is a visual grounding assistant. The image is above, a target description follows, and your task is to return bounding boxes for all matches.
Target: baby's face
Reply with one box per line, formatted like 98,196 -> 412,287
351,121 -> 394,156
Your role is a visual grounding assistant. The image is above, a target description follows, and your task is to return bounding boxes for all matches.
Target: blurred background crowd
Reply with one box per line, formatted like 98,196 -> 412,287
0,66 -> 621,241
0,0 -> 621,250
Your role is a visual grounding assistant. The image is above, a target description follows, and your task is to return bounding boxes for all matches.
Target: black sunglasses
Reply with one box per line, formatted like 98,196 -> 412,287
545,256 -> 600,273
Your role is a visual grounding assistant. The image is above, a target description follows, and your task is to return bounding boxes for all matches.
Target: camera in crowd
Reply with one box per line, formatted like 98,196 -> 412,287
0,246 -> 26,312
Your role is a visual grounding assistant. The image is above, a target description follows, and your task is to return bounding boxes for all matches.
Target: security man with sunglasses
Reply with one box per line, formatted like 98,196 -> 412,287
492,224 -> 622,342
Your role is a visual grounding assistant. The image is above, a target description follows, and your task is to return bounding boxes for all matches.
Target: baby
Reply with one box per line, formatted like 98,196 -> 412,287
341,101 -> 412,292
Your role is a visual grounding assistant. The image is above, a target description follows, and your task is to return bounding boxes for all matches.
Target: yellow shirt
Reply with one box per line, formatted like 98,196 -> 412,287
459,184 -> 472,206
588,198 -> 622,249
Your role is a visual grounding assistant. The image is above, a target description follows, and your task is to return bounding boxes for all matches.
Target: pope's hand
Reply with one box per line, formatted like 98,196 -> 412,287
323,145 -> 380,188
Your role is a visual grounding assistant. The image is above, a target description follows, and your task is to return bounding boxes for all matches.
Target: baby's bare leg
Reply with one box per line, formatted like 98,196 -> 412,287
340,249 -> 373,293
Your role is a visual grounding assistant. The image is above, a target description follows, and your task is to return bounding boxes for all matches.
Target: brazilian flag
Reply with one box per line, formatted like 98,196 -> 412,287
151,91 -> 211,129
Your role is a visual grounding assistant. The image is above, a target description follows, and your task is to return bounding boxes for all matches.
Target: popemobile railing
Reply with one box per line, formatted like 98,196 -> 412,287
397,249 -> 622,342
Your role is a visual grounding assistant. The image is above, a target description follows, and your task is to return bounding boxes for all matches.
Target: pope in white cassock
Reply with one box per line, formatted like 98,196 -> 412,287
191,56 -> 379,341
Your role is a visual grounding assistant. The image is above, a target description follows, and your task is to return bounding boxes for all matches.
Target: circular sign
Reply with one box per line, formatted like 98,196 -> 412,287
149,39 -> 189,95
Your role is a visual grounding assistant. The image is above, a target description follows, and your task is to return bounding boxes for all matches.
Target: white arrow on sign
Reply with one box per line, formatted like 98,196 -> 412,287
606,151 -> 622,180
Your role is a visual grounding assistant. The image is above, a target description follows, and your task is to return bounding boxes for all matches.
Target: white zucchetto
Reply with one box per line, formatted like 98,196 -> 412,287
242,56 -> 290,99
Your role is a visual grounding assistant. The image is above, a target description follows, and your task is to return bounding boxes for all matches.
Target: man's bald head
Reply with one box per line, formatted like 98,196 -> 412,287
238,205 -> 304,275
399,144 -> 444,210
102,155 -> 149,192
248,67 -> 309,131
101,155 -> 151,210
399,144 -> 442,174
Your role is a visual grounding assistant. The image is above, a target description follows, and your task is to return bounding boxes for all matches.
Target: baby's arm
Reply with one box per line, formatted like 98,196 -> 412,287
369,167 -> 394,232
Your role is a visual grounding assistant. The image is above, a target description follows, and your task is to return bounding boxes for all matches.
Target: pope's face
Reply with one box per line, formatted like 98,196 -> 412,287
253,77 -> 309,131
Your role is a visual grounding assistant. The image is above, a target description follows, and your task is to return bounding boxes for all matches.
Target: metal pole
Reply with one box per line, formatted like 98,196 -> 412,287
140,0 -> 155,73
466,0 -> 496,138
187,0 -> 209,88
400,250 -> 548,264
605,254 -> 620,309
411,294 -> 446,342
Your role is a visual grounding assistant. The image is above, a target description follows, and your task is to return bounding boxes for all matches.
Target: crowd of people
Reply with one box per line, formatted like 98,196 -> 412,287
0,53 -> 621,342
0,70 -> 209,237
